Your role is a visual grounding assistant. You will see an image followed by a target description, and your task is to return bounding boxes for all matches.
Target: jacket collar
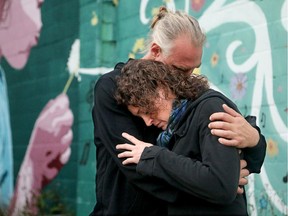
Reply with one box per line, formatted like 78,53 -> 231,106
173,89 -> 239,137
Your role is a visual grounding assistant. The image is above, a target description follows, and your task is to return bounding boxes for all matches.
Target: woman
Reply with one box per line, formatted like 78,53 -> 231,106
115,59 -> 251,215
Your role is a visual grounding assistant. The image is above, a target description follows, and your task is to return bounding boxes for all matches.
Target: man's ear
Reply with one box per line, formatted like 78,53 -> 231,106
150,43 -> 162,58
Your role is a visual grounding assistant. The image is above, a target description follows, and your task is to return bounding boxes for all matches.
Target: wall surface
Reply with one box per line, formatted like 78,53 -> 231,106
1,0 -> 287,215
1,0 -> 80,215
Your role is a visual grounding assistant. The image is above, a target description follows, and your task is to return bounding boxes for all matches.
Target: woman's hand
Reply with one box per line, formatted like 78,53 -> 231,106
116,132 -> 153,165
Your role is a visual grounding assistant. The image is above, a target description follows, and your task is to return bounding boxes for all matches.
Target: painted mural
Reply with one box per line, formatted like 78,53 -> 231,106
0,0 -> 287,215
0,0 -> 74,215
8,93 -> 74,216
77,0 -> 287,215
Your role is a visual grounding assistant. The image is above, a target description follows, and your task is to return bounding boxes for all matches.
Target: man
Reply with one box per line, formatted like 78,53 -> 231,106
90,7 -> 266,215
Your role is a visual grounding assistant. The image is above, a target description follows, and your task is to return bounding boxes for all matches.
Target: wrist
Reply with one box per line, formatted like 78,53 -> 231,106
250,127 -> 260,148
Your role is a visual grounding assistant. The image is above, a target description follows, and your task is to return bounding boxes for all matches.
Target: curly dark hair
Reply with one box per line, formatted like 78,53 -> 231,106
115,59 -> 209,115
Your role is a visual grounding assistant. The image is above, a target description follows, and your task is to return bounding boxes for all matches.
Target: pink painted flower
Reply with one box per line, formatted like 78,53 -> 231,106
191,0 -> 205,12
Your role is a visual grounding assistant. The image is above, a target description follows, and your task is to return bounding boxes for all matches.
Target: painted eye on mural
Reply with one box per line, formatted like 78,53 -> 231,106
0,0 -> 11,29
37,0 -> 44,8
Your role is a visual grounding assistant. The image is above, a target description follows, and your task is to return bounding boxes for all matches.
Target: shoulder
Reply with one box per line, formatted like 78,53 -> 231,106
94,61 -> 127,92
192,89 -> 239,115
93,60 -> 133,106
98,62 -> 125,82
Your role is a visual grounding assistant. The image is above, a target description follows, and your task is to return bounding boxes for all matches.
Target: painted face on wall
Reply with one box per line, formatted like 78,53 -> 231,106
0,0 -> 44,69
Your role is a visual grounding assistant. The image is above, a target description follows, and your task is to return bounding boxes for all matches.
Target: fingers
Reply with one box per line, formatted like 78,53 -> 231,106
209,121 -> 230,130
117,150 -> 134,159
217,138 -> 238,146
209,112 -> 234,123
238,160 -> 249,190
209,128 -> 241,146
222,104 -> 241,117
116,143 -> 134,151
240,168 -> 250,180
210,127 -> 232,137
122,132 -> 140,145
240,160 -> 250,182
122,157 -> 137,165
209,104 -> 241,122
237,187 -> 244,194
116,145 -> 138,165
117,134 -> 151,166
239,177 -> 248,186
116,143 -> 137,164
240,159 -> 247,169
122,132 -> 153,147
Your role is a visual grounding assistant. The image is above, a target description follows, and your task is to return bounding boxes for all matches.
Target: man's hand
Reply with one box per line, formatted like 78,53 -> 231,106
208,104 -> 259,148
238,160 -> 250,194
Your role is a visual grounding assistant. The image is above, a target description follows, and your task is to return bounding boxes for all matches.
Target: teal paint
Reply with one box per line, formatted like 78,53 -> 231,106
2,0 -> 287,215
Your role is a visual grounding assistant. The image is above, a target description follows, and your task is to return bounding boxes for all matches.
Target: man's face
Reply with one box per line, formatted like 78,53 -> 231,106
155,35 -> 203,75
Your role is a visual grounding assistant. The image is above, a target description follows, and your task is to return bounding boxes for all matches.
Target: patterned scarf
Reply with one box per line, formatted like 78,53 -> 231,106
157,99 -> 188,147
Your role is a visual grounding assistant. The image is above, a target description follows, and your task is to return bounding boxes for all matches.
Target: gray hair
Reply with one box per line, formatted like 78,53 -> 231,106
145,7 -> 206,57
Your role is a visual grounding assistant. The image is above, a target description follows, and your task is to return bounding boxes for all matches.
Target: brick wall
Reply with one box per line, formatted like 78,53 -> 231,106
2,0 -> 287,215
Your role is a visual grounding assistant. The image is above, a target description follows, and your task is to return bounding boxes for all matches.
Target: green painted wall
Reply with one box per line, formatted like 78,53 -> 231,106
3,0 -> 80,214
2,0 -> 287,215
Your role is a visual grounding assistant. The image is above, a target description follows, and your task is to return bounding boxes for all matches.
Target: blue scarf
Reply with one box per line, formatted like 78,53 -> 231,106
157,99 -> 188,147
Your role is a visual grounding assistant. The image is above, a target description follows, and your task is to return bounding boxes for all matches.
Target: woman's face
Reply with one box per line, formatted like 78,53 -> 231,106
0,0 -> 44,69
128,89 -> 175,130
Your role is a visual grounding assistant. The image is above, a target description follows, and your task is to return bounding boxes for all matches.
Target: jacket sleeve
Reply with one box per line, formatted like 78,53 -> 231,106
242,116 -> 267,173
92,73 -> 179,202
137,98 -> 240,204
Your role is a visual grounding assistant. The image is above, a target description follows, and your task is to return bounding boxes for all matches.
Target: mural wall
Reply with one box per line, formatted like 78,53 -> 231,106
80,1 -> 288,214
1,0 -> 79,215
0,0 -> 287,215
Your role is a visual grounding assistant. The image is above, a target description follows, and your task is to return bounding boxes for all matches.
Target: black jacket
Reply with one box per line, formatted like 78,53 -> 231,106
91,61 -> 177,216
90,60 -> 266,215
137,89 -> 267,215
